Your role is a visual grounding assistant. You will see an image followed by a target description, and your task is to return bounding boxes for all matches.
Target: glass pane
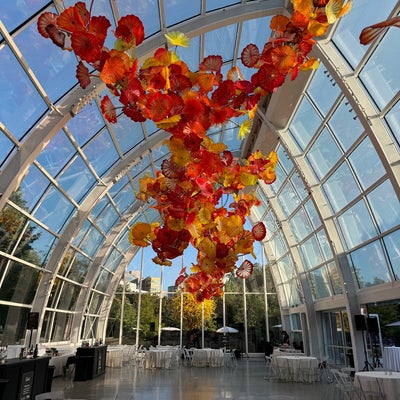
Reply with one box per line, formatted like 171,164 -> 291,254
96,204 -> 119,234
59,250 -> 90,284
384,230 -> 400,280
385,100 -> 400,146
1,0 -> 48,31
304,199 -> 322,230
307,66 -> 340,116
14,17 -> 77,102
206,0 -> 240,11
308,267 -> 332,300
289,208 -> 312,242
269,163 -> 286,194
79,225 -> 104,258
34,186 -> 75,233
359,28 -> 400,110
368,180 -> 400,233
165,0 -> 200,26
277,146 -> 293,174
204,24 -> 238,62
112,115 -> 145,155
332,0 -> 397,69
326,261 -> 343,295
0,46 -> 47,139
41,310 -> 74,342
322,163 -> 360,213
115,0 -> 160,37
104,249 -> 123,273
67,103 -> 105,147
277,182 -> 300,217
337,200 -> 377,250
84,130 -> 119,176
349,137 -> 385,190
288,97 -> 322,151
299,235 -> 323,270
19,165 -> 49,211
307,128 -> 342,180
95,269 -> 113,292
57,156 -> 96,203
0,304 -> 30,346
349,241 -> 392,288
37,130 -> 76,177
317,230 -> 333,261
48,278 -> 81,311
0,259 -> 41,304
329,99 -> 364,152
88,291 -> 105,314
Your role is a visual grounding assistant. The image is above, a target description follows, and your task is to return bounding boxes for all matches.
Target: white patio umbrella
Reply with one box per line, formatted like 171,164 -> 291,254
161,327 -> 181,331
216,326 -> 239,334
385,321 -> 400,327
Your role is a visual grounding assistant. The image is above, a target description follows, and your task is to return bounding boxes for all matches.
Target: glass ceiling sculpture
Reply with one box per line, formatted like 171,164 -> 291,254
37,0 -> 352,301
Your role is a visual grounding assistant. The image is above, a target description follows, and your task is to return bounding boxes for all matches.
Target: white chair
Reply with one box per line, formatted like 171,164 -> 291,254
264,355 -> 275,380
35,391 -> 65,400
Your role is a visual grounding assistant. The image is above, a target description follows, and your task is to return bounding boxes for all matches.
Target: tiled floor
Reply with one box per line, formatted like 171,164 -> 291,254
51,357 -> 332,400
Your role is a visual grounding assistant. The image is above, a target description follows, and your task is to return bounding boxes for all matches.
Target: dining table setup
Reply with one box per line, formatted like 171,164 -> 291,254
190,348 -> 225,367
355,370 -> 400,399
383,346 -> 400,372
271,355 -> 319,383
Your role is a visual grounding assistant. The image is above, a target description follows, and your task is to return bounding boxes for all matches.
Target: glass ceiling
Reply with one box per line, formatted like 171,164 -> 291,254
1,0 -> 400,344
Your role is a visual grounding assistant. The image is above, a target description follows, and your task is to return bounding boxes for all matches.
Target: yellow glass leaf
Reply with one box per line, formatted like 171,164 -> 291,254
238,119 -> 252,139
198,207 -> 212,225
190,264 -> 201,273
168,137 -> 191,166
164,31 -> 190,48
198,237 -> 216,258
291,0 -> 314,16
156,114 -> 182,130
240,172 -> 258,186
217,214 -> 243,237
167,217 -> 185,231
199,256 -> 216,274
300,57 -> 319,71
227,66 -> 244,82
325,0 -> 352,24
307,20 -> 329,36
234,238 -> 254,257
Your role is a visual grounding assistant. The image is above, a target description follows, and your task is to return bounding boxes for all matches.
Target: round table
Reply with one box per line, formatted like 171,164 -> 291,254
355,371 -> 400,399
191,349 -> 224,367
383,346 -> 400,372
272,355 -> 319,383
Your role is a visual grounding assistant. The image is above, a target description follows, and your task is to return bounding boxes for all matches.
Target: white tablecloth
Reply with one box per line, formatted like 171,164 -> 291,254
144,349 -> 178,369
191,349 -> 224,367
383,347 -> 400,372
49,353 -> 75,376
355,371 -> 400,399
272,356 -> 318,383
106,347 -> 124,367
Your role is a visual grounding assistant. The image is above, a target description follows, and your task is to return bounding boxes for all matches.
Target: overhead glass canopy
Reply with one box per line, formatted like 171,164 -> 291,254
0,0 -> 400,351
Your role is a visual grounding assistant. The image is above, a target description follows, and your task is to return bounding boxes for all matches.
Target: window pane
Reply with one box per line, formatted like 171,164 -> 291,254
349,241 -> 391,288
307,128 -> 342,179
288,98 -> 321,151
308,267 -> 332,300
307,66 -> 340,116
349,137 -> 385,190
299,236 -> 323,270
323,163 -> 360,213
329,100 -> 364,152
368,180 -> 400,233
384,230 -> 400,280
359,28 -> 400,110
337,200 -> 376,250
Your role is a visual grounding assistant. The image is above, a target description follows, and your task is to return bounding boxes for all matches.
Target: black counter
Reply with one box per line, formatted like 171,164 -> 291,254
74,345 -> 107,381
0,357 -> 50,400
